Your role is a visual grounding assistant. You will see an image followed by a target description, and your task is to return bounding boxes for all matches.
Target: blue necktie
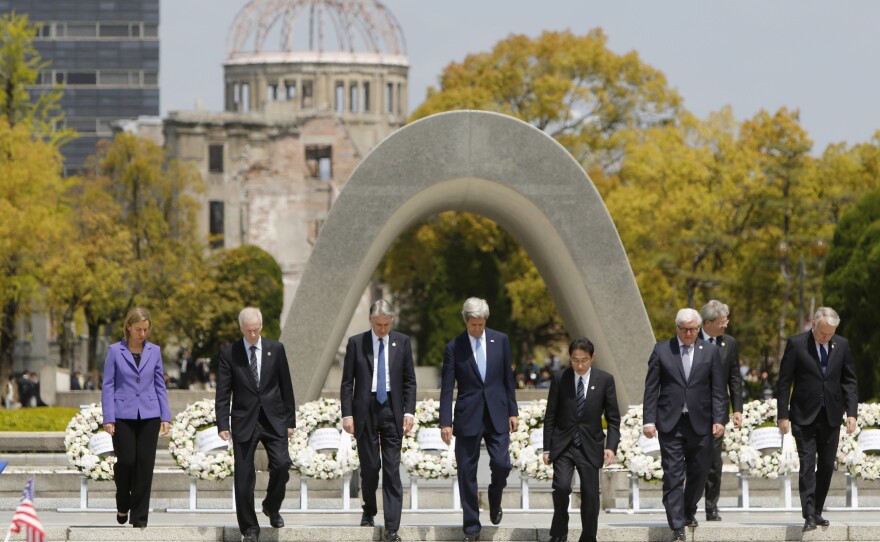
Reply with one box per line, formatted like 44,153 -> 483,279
819,343 -> 828,375
475,338 -> 486,381
376,338 -> 387,404
573,376 -> 585,447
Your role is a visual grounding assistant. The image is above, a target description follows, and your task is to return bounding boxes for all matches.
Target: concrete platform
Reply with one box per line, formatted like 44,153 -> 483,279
2,509 -> 880,541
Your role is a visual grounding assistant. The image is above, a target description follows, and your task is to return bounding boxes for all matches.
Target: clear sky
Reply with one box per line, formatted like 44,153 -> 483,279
160,0 -> 880,153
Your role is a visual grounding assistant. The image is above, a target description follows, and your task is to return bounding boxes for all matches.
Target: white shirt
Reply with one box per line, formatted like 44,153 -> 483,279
243,337 -> 262,382
371,331 -> 391,393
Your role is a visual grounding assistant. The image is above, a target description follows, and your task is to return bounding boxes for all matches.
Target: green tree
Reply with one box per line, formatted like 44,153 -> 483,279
0,118 -> 67,385
0,12 -> 72,384
79,133 -> 204,370
823,188 -> 880,400
384,30 -> 681,363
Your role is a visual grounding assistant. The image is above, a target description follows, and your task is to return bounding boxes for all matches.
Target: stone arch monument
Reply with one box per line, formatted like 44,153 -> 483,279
280,110 -> 655,406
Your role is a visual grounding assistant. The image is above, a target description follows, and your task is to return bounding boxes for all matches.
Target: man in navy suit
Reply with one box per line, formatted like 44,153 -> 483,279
440,297 -> 519,542
216,307 -> 296,542
776,307 -> 858,531
543,337 -> 620,542
643,308 -> 726,542
340,300 -> 417,542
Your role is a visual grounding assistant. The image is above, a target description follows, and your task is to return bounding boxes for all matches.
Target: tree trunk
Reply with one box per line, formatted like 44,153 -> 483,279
0,298 -> 18,390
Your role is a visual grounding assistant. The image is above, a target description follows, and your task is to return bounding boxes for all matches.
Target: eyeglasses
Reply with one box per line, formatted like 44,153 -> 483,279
677,326 -> 699,333
570,357 -> 593,364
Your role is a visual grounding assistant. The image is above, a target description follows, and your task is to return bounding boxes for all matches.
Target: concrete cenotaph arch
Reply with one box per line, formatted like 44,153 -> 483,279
280,110 -> 655,406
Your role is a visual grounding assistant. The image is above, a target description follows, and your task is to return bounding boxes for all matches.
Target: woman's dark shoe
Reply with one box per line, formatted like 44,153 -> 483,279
116,512 -> 128,525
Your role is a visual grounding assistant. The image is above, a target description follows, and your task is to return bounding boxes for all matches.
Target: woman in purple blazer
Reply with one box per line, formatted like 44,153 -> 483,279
101,307 -> 171,529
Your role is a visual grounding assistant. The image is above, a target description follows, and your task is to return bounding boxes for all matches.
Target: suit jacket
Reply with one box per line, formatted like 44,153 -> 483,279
101,340 -> 171,423
215,337 -> 296,442
439,328 -> 518,437
543,367 -> 621,469
775,330 -> 858,426
700,330 -> 743,424
642,337 -> 726,435
339,330 -> 417,437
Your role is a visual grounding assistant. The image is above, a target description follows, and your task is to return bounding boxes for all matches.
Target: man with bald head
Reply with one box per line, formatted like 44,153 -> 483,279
643,308 -> 726,542
776,307 -> 858,532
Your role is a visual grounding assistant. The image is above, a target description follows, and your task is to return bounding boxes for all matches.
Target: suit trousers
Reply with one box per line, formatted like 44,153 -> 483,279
112,417 -> 161,526
703,433 -> 724,514
356,398 -> 403,531
550,442 -> 600,542
232,409 -> 291,536
792,409 -> 839,518
659,414 -> 712,530
455,408 -> 511,535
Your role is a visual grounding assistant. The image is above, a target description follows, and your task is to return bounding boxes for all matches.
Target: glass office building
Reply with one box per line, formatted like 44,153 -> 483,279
0,0 -> 159,175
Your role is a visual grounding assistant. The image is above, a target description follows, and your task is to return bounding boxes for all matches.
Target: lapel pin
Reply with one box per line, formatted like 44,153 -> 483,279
721,342 -> 726,347
591,386 -> 595,390
392,343 -> 397,347
698,345 -> 703,349
490,339 -> 495,343
267,352 -> 271,356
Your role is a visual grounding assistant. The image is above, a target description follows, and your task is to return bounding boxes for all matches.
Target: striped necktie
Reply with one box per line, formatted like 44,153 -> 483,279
573,376 -> 585,447
249,345 -> 259,388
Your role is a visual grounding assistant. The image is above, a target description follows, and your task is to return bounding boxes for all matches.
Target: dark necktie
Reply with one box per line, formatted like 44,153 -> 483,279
819,343 -> 828,374
249,345 -> 259,388
709,337 -> 715,344
376,338 -> 387,404
573,376 -> 585,447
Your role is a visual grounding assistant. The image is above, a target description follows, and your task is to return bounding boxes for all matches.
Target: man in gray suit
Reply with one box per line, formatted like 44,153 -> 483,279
643,308 -> 726,542
699,300 -> 743,521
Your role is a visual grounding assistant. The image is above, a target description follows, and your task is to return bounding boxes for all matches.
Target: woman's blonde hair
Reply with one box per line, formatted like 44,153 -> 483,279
123,307 -> 152,342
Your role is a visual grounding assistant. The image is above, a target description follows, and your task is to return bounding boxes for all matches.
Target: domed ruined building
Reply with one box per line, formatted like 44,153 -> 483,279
164,0 -> 409,324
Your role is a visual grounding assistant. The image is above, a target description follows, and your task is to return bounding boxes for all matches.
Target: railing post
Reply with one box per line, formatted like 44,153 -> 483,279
521,477 -> 530,510
410,478 -> 419,510
342,474 -> 351,510
189,477 -> 197,510
453,477 -> 460,510
738,473 -> 749,509
300,478 -> 308,510
80,477 -> 88,509
628,474 -> 640,512
847,472 -> 859,509
780,473 -> 792,509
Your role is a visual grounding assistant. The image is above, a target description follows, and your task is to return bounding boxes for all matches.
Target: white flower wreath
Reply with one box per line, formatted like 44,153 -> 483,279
168,399 -> 234,481
289,398 -> 358,480
509,399 -> 553,481
64,403 -> 116,481
723,398 -> 797,479
401,398 -> 456,479
838,403 -> 880,480
616,404 -> 663,482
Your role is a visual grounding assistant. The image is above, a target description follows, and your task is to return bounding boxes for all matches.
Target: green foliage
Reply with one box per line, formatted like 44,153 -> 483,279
823,188 -> 880,400
0,12 -> 74,146
0,407 -> 80,431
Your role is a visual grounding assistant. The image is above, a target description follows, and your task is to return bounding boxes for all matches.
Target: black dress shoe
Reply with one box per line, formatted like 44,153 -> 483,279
814,514 -> 830,526
384,530 -> 402,541
242,527 -> 260,542
672,528 -> 685,541
132,522 -> 147,530
262,508 -> 284,528
548,536 -> 568,542
803,515 -> 817,531
706,510 -> 722,521
462,532 -> 480,542
684,516 -> 698,527
116,512 -> 128,525
489,504 -> 502,525
360,512 -> 375,527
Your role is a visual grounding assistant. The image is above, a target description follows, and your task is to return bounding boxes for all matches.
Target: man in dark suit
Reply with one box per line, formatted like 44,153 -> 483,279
440,297 -> 519,542
776,306 -> 858,531
643,308 -> 726,542
216,307 -> 296,542
542,338 -> 620,542
698,300 -> 743,521
340,300 -> 417,542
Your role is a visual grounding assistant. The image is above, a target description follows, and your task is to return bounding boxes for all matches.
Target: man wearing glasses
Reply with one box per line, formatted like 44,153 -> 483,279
698,300 -> 743,522
643,308 -> 726,542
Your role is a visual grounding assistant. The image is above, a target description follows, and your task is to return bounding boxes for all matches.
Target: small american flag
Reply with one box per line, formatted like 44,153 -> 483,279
7,478 -> 45,542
